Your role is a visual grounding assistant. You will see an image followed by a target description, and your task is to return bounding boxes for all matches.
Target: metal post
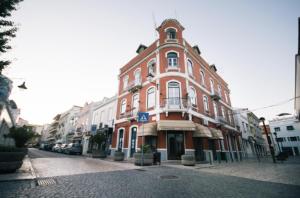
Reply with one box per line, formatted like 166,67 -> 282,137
141,122 -> 144,166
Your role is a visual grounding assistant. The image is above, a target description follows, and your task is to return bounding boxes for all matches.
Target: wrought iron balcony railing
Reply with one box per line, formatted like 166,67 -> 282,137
161,97 -> 189,110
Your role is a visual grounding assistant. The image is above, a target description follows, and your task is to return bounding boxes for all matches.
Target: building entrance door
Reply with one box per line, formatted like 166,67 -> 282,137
167,132 -> 184,160
208,139 -> 217,160
130,127 -> 137,157
194,138 -> 205,161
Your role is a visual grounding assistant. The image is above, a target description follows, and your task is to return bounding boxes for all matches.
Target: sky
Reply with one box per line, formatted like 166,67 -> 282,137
3,0 -> 300,125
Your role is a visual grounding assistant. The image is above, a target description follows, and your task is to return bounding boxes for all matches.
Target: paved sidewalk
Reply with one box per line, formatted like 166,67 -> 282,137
0,155 -> 36,182
197,156 -> 300,186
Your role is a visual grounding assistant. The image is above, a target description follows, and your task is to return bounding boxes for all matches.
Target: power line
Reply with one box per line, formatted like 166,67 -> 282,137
231,96 -> 300,116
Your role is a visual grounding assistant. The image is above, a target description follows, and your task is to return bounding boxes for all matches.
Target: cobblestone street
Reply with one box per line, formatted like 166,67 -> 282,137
0,149 -> 300,198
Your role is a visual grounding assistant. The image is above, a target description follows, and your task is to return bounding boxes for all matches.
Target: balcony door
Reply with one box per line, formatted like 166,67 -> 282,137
168,82 -> 180,109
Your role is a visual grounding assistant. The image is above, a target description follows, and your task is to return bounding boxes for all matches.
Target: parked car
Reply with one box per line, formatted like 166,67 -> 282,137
58,144 -> 68,153
52,143 -> 61,152
64,143 -> 82,155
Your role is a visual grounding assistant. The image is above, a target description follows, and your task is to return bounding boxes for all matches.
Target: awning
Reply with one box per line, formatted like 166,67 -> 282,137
157,120 -> 196,131
193,124 -> 212,138
209,128 -> 224,139
138,122 -> 157,136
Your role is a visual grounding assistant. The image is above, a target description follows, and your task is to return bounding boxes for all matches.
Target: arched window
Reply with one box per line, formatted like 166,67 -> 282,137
167,52 -> 178,67
132,94 -> 139,114
187,59 -> 193,76
200,71 -> 205,86
134,69 -> 141,85
147,60 -> 156,76
203,95 -> 209,112
166,28 -> 176,39
147,87 -> 155,109
224,92 -> 228,103
218,84 -> 222,98
228,110 -> 232,124
120,99 -> 126,114
213,102 -> 218,118
118,129 -> 124,151
221,106 -> 225,119
210,79 -> 214,94
168,81 -> 180,108
189,87 -> 196,106
123,75 -> 128,90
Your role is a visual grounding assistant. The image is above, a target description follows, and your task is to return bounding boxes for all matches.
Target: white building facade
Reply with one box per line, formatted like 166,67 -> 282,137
233,108 -> 266,159
82,96 -> 117,155
269,116 -> 300,156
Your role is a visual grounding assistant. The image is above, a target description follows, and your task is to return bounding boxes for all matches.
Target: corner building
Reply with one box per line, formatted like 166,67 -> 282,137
112,19 -> 241,162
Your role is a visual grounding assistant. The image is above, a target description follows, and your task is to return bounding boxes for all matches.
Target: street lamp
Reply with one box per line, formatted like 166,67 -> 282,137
259,117 -> 276,163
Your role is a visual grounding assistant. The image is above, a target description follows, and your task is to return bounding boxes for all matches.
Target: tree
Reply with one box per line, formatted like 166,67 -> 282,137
7,125 -> 38,148
0,0 -> 23,74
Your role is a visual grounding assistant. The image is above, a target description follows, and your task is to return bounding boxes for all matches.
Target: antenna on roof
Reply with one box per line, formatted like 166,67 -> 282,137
175,10 -> 179,21
152,12 -> 158,38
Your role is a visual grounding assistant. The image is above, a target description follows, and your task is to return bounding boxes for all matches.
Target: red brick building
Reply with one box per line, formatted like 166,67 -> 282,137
111,19 -> 241,162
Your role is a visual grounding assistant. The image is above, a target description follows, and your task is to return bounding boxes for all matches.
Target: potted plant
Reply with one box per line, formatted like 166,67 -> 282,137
114,149 -> 125,161
181,154 -> 196,166
133,144 -> 153,166
90,132 -> 107,158
0,126 -> 37,173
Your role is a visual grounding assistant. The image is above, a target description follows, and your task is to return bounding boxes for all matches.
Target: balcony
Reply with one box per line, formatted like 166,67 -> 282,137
127,80 -> 142,93
161,98 -> 189,117
210,91 -> 221,101
216,116 -> 227,125
119,108 -> 139,120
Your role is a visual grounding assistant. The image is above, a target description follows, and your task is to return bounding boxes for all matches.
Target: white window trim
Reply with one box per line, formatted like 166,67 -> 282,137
120,99 -> 127,114
128,125 -> 138,158
116,128 -> 125,151
165,50 -> 180,58
146,86 -> 156,110
132,93 -> 139,112
203,95 -> 209,112
187,58 -> 194,77
189,86 -> 197,106
147,58 -> 156,75
166,80 -> 183,109
164,27 -> 178,32
123,75 -> 129,91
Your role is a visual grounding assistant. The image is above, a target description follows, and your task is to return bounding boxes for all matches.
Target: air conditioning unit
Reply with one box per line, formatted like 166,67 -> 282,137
203,119 -> 209,126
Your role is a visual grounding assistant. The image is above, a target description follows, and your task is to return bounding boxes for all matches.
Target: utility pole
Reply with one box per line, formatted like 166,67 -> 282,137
259,117 -> 276,163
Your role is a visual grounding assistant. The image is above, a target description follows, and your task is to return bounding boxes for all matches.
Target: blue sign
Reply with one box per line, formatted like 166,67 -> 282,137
138,112 -> 149,123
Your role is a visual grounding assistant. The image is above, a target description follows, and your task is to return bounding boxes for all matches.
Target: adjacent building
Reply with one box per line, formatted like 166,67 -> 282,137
269,116 -> 300,156
83,96 -> 117,155
233,108 -> 266,158
112,19 -> 241,162
57,106 -> 82,144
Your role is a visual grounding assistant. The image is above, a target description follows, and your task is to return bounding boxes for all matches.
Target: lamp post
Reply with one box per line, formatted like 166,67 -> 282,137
259,117 -> 276,163
273,132 -> 281,153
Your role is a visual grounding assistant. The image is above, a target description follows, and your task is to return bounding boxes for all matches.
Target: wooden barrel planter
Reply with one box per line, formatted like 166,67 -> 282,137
181,154 -> 196,166
133,153 -> 153,166
114,151 -> 125,161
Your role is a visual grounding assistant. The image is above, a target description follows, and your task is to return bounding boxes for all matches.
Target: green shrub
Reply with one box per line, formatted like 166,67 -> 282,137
139,144 -> 152,153
7,126 -> 38,148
